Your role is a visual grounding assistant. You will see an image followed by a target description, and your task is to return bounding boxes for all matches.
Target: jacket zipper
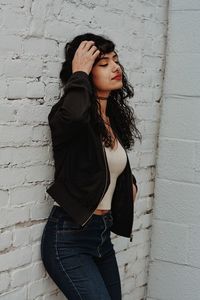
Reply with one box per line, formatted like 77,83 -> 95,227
81,131 -> 133,242
81,140 -> 109,227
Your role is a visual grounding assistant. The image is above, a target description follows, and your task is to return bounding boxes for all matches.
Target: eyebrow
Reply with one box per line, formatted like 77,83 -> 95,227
98,53 -> 118,61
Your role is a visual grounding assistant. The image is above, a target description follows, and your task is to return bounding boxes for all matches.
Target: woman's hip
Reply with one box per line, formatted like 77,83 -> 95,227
41,205 -> 114,258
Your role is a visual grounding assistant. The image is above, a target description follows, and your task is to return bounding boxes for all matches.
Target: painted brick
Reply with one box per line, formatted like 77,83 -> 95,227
0,0 -> 168,299
147,1 -> 200,300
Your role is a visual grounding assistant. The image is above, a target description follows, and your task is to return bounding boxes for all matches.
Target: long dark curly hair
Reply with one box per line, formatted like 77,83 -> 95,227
59,32 -> 142,151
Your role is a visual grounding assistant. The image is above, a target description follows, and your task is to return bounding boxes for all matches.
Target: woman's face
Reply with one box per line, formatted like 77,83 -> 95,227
91,51 -> 123,94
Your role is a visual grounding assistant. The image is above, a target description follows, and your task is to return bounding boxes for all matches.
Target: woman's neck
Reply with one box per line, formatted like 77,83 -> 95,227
96,92 -> 110,116
97,99 -> 107,117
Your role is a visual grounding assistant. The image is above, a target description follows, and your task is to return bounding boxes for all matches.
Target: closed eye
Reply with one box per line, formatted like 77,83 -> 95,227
100,61 -> 120,67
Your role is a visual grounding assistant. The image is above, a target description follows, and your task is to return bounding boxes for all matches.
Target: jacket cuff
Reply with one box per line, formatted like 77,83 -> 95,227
132,173 -> 138,193
64,71 -> 93,95
72,70 -> 89,77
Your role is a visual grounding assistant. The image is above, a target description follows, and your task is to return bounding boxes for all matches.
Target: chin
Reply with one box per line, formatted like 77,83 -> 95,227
112,81 -> 123,89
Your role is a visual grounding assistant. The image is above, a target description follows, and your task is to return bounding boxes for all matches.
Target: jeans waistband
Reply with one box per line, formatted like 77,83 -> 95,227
50,205 -> 113,221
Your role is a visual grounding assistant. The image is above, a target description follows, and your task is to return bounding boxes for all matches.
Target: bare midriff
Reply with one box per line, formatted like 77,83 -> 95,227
93,209 -> 111,215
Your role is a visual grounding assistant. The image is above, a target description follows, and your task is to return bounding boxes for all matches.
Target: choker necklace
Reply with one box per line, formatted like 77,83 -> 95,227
97,96 -> 108,100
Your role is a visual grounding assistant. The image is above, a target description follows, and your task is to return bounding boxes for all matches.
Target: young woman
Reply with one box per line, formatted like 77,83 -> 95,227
41,33 -> 142,300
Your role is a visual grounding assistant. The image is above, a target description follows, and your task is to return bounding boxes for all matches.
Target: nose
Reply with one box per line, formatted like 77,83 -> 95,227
112,62 -> 121,73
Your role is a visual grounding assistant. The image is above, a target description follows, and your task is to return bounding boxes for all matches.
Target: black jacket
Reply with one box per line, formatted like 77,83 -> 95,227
46,71 -> 138,242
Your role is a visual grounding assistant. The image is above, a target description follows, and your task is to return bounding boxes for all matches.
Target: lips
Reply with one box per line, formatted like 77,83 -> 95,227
112,74 -> 122,80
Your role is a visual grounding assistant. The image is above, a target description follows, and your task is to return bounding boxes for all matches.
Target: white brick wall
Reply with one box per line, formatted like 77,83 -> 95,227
146,0 -> 200,299
0,1 -> 168,299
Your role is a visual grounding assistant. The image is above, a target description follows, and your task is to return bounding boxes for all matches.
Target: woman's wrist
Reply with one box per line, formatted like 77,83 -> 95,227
72,69 -> 90,75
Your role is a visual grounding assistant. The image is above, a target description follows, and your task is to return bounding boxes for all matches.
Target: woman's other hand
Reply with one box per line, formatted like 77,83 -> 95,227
132,184 -> 138,203
72,40 -> 100,75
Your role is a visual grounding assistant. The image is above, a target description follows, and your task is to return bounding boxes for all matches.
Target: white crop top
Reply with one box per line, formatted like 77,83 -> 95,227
96,139 -> 127,209
53,138 -> 127,210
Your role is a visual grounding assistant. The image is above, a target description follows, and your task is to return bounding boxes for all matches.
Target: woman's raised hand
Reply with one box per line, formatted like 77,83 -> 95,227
72,40 -> 100,75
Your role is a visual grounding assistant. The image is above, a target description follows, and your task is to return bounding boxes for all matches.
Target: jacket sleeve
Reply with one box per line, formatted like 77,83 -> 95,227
48,71 -> 93,146
132,173 -> 138,193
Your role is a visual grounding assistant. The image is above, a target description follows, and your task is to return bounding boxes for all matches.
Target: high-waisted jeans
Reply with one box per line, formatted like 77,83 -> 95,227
40,205 -> 122,300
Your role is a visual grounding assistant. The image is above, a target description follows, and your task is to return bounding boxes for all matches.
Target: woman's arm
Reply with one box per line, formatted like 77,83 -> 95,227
48,40 -> 100,147
48,71 -> 92,146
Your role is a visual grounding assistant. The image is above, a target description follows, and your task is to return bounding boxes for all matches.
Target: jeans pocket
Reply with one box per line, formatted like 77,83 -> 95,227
107,214 -> 113,228
63,219 -> 82,231
58,213 -> 96,233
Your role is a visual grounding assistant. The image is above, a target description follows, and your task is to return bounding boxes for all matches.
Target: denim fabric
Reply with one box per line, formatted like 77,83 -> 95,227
40,205 -> 122,300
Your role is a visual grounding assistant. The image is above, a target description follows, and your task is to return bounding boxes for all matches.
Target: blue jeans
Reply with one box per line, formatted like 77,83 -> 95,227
40,205 -> 122,300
